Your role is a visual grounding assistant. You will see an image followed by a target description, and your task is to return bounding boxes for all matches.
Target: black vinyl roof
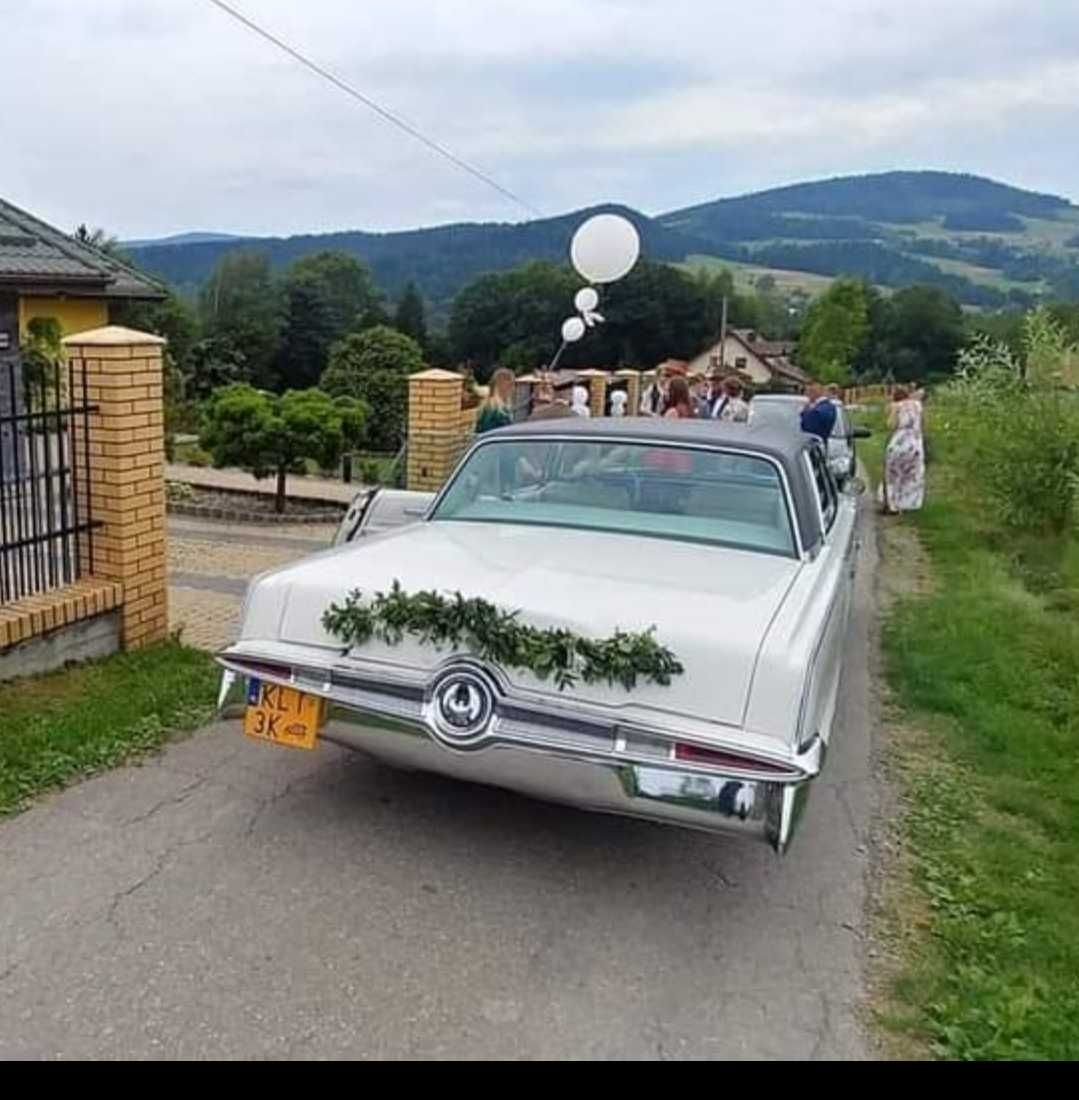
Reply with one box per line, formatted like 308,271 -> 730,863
496,415 -> 808,462
474,416 -> 825,552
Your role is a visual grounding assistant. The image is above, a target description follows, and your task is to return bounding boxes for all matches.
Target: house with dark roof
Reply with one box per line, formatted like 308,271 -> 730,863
0,197 -> 164,354
687,328 -> 809,392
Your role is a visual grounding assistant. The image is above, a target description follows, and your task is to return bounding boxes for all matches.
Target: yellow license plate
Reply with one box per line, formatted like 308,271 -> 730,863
243,680 -> 324,750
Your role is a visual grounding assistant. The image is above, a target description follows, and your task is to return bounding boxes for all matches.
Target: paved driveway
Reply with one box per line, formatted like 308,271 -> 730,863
0,511 -> 878,1060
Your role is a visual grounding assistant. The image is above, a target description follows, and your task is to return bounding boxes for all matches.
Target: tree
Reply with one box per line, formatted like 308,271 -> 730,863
187,336 -> 248,401
448,259 -> 722,377
320,325 -> 425,452
73,223 -> 122,257
199,385 -> 368,513
449,262 -> 579,375
394,281 -> 428,349
112,292 -> 202,453
881,285 -> 966,381
277,252 -> 382,389
22,316 -> 64,405
798,277 -> 870,383
199,251 -> 282,390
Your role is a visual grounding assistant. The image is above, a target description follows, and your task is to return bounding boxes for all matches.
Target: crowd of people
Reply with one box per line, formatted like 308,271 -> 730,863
473,363 -> 926,514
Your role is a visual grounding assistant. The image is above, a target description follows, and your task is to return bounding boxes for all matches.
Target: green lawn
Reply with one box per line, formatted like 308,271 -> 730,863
877,438 -> 1079,1058
0,642 -> 220,815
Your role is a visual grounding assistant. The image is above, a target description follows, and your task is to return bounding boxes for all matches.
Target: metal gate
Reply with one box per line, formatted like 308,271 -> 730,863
0,352 -> 99,604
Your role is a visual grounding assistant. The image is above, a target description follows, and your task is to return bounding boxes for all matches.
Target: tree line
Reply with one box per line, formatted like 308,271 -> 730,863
112,240 -> 1079,480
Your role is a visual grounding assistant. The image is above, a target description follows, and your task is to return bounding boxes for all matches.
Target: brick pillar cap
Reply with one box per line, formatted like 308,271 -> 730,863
575,368 -> 607,378
615,368 -> 641,376
62,325 -> 167,347
409,368 -> 461,381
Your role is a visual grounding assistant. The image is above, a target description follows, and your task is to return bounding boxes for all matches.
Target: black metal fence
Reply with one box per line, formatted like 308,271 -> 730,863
0,353 -> 99,605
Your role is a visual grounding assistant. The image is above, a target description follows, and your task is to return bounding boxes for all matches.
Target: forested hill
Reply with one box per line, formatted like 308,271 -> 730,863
127,204 -> 704,307
661,171 -> 1072,238
660,171 -> 1079,307
127,172 -> 1079,309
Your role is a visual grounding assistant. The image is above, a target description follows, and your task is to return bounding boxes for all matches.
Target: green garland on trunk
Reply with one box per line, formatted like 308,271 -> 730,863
321,581 -> 684,693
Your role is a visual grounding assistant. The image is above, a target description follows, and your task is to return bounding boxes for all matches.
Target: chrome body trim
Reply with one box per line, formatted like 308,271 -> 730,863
217,651 -> 821,851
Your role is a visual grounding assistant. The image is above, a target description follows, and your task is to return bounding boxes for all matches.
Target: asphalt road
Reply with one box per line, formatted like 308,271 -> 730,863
0,507 -> 878,1061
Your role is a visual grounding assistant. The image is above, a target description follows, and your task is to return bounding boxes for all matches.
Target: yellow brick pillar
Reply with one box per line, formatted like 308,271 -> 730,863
63,325 -> 168,650
616,369 -> 641,417
407,368 -> 475,491
576,369 -> 608,417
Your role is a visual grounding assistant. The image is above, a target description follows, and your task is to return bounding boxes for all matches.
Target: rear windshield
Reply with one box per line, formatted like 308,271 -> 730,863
431,439 -> 796,556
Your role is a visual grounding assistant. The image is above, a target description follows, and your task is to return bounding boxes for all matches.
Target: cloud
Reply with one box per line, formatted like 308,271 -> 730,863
1,0 -> 1076,236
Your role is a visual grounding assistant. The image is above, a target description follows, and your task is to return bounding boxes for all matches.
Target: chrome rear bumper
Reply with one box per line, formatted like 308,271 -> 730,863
219,669 -> 814,851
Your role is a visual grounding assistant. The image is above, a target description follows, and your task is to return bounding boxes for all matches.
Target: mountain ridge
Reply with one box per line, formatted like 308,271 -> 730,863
126,171 -> 1079,308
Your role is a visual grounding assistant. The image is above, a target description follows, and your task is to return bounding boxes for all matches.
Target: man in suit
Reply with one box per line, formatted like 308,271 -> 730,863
800,381 -> 837,442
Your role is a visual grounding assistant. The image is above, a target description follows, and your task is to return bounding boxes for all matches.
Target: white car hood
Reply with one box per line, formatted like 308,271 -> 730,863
243,521 -> 801,731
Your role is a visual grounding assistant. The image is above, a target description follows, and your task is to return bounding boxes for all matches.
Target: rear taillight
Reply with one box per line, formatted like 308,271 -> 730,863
674,742 -> 789,775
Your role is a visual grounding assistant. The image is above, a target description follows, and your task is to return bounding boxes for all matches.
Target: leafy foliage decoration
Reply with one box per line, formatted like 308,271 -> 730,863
321,582 -> 684,692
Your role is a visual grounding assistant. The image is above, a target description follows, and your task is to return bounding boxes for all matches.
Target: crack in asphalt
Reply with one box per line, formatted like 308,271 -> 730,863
105,829 -> 218,939
243,773 -> 310,839
119,775 -> 209,828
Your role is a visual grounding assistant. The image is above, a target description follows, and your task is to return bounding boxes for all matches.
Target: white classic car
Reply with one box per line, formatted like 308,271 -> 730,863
217,418 -> 861,852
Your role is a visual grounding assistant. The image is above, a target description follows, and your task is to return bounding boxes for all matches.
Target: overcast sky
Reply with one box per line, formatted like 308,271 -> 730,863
4,0 -> 1078,239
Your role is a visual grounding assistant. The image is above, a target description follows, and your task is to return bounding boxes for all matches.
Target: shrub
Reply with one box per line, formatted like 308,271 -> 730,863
200,384 -> 368,512
940,317 -> 1079,534
358,458 -> 383,486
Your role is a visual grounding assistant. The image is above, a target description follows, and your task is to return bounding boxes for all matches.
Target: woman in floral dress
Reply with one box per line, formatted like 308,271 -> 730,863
880,385 -> 925,514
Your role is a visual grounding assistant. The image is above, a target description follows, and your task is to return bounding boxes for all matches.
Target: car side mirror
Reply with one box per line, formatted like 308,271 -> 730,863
850,426 -> 873,440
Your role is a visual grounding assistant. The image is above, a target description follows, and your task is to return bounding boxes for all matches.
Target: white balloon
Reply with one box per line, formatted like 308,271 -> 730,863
574,286 -> 599,313
570,214 -> 641,284
561,316 -> 586,343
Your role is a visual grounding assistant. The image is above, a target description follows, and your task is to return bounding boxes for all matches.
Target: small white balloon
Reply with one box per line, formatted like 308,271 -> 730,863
561,316 -> 586,343
574,287 -> 599,313
570,213 -> 641,284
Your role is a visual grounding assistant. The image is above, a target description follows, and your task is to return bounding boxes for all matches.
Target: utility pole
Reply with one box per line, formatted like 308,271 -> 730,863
718,295 -> 728,372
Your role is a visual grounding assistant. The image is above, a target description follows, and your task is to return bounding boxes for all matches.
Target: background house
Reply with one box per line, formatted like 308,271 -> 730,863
687,328 -> 809,391
0,197 -> 164,352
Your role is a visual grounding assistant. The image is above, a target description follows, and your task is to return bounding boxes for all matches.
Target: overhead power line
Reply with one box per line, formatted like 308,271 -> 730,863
204,0 -> 542,218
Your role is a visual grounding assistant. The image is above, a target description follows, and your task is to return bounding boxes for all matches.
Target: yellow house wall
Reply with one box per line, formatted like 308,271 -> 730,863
18,296 -> 109,340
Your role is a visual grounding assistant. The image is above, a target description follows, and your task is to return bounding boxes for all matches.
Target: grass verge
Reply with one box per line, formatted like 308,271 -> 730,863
874,448 -> 1079,1058
0,642 -> 220,815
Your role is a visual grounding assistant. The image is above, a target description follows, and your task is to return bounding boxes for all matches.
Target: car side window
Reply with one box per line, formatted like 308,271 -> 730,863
808,446 -> 838,532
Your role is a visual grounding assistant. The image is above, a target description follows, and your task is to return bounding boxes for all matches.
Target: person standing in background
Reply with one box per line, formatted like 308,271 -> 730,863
800,381 -> 837,442
691,374 -> 711,418
639,367 -> 669,416
880,385 -> 925,514
476,367 -> 515,435
528,374 -> 574,421
663,377 -> 696,420
714,377 -> 749,422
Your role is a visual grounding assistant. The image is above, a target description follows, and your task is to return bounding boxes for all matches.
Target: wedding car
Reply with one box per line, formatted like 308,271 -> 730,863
216,418 -> 860,853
